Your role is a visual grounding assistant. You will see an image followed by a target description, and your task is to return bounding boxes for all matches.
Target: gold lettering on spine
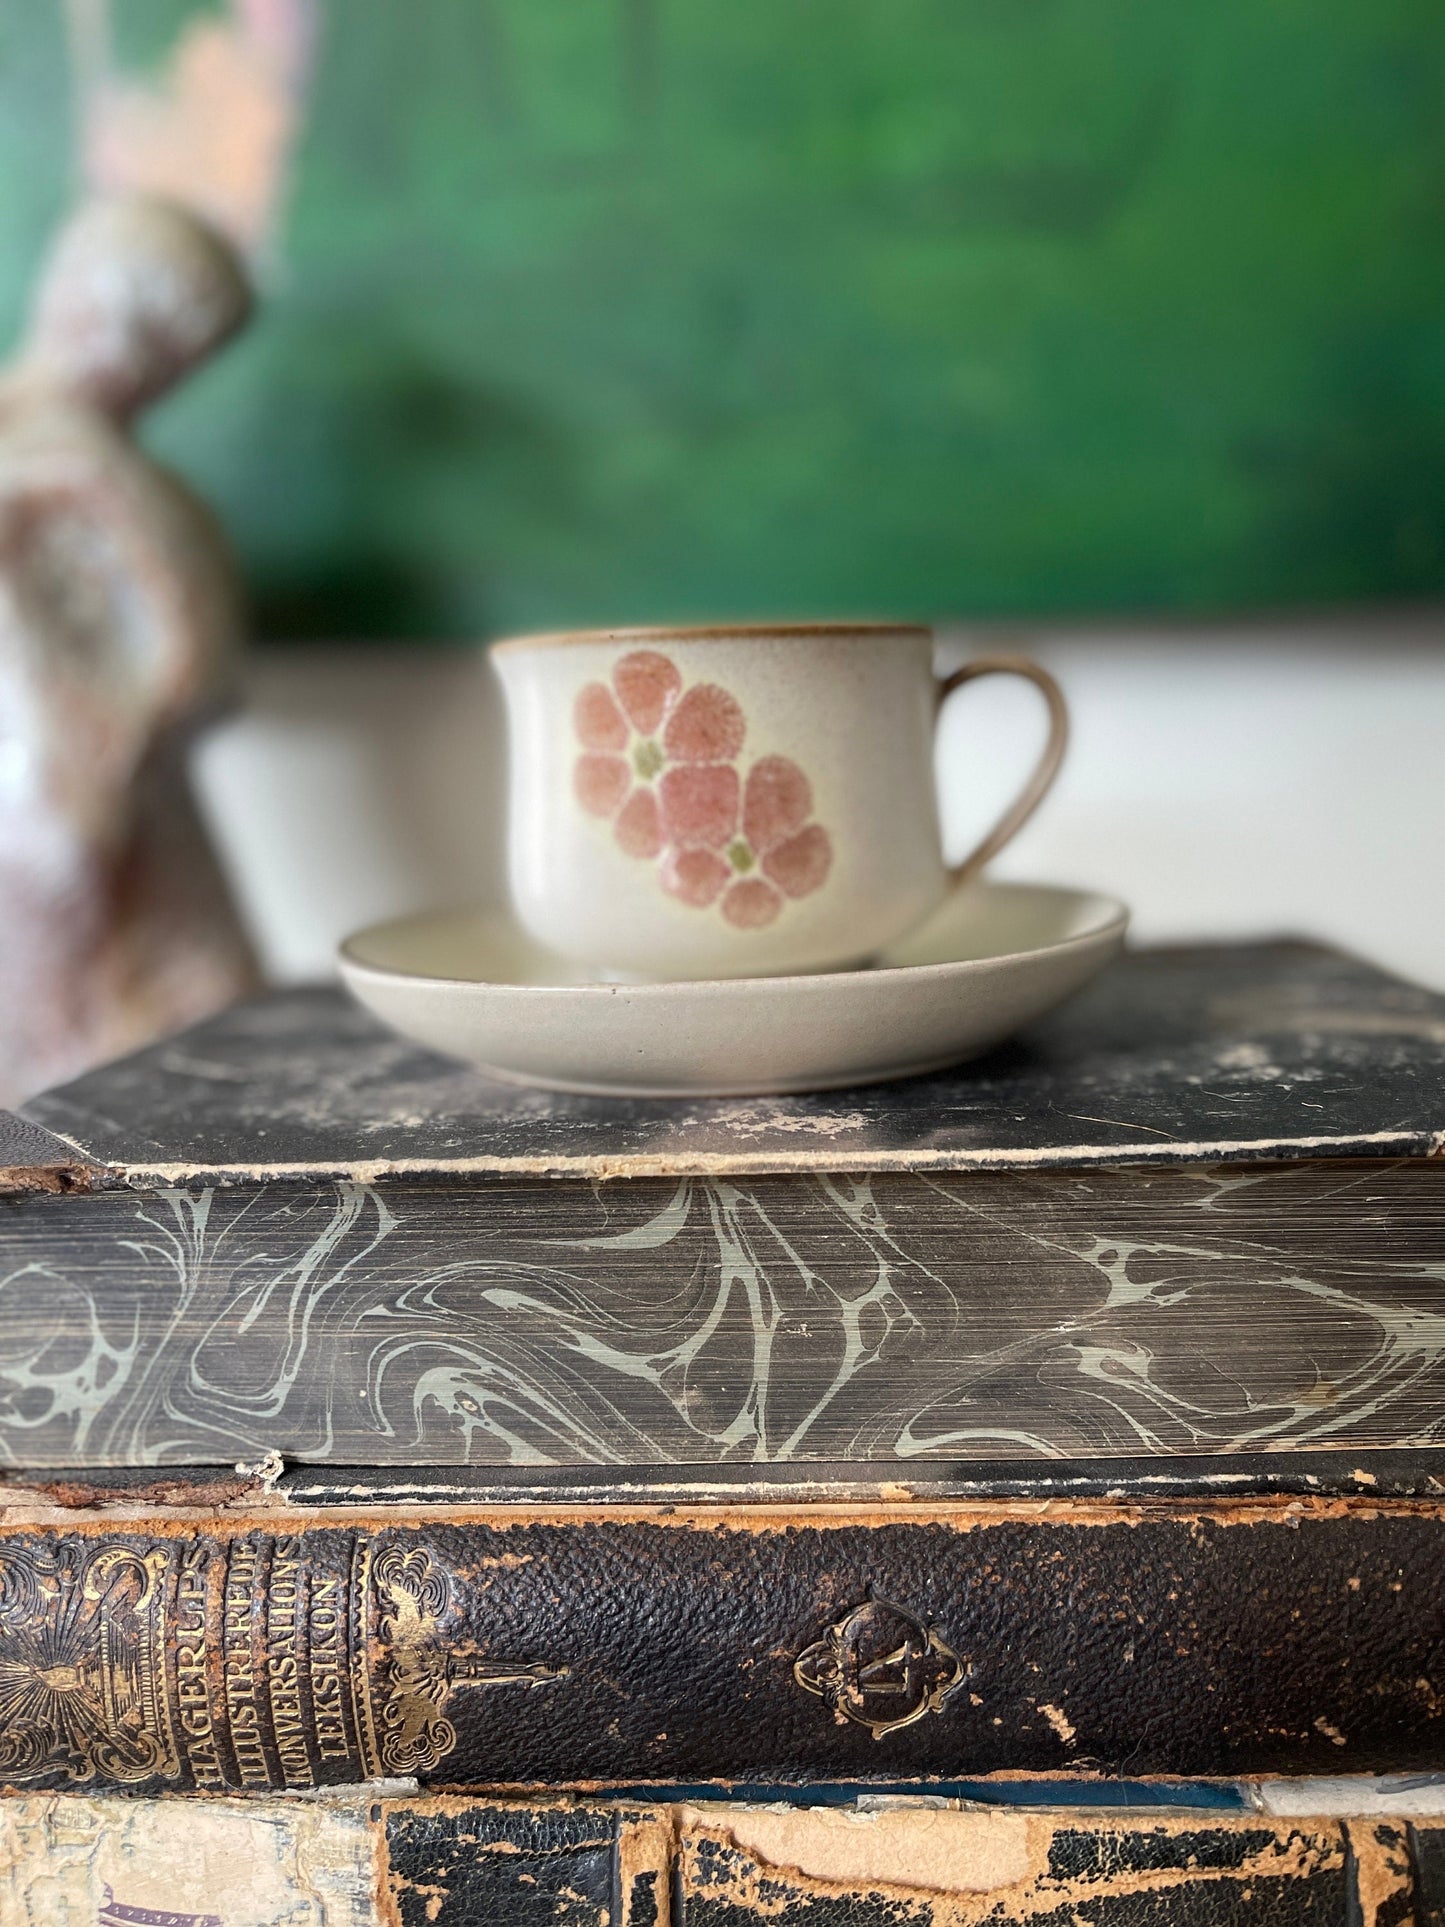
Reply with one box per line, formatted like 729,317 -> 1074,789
221,1539 -> 272,1788
351,1537 -> 382,1777
266,1537 -> 313,1787
173,1542 -> 224,1789
307,1571 -> 353,1764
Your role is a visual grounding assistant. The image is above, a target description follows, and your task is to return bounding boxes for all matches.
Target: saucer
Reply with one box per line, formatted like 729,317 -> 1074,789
337,881 -> 1128,1097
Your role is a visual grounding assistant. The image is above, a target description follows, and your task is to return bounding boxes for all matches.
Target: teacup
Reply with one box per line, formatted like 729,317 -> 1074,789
492,622 -> 1067,981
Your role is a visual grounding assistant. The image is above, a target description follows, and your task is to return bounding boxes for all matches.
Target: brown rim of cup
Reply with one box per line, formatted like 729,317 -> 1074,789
490,620 -> 933,654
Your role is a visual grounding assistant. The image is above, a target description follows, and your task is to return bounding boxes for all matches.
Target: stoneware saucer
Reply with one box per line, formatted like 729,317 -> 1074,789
337,880 -> 1128,1097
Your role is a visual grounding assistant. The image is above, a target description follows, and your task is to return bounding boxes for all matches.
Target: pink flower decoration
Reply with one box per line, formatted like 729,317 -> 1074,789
572,650 -> 832,931
572,649 -> 683,861
661,752 -> 832,928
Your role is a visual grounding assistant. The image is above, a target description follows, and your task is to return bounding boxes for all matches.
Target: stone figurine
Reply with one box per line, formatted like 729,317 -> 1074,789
0,195 -> 261,1106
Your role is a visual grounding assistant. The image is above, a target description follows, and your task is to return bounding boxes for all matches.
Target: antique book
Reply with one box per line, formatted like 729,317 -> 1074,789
2,1789 -> 1441,1926
0,939 -> 1440,1479
0,939 -> 1442,1801
0,1475 -> 1442,1792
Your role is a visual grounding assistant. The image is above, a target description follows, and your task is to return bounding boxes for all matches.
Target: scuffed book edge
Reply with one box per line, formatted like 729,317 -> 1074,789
6,1092 -> 1443,1187
0,1110 -> 109,1196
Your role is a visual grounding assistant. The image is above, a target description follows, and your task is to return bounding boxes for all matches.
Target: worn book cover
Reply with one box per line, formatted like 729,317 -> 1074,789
0,1483 -> 1441,1793
3,1791 -> 1442,1925
0,940 -> 1441,1477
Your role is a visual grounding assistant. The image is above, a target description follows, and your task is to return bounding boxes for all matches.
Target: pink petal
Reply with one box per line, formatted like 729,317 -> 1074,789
763,823 -> 833,899
574,754 -> 630,818
663,683 -> 746,764
762,820 -> 832,894
722,877 -> 782,929
659,763 -> 740,849
614,785 -> 663,858
742,755 -> 812,854
613,650 -> 682,735
574,682 -> 628,751
662,847 -> 730,907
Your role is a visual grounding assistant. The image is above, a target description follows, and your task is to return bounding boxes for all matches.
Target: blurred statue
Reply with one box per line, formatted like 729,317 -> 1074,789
0,195 -> 261,1106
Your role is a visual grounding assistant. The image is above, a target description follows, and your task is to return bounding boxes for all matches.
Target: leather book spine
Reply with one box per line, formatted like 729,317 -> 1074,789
1,1498 -> 1443,1793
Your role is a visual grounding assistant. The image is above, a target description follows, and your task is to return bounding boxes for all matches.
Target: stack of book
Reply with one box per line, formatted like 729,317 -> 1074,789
1,937 -> 1443,1923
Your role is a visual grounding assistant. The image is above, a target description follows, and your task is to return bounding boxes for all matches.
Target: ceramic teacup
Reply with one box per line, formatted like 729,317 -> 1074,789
492,622 -> 1067,981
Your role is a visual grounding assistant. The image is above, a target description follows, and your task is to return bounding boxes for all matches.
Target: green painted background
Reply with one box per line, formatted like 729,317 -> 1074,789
3,1 -> 1445,639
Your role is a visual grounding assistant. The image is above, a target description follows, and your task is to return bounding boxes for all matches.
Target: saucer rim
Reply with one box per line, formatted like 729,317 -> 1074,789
337,881 -> 1130,999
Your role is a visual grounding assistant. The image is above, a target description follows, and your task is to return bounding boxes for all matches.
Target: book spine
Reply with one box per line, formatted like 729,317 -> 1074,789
1,1791 -> 1422,1925
0,1499 -> 1442,1793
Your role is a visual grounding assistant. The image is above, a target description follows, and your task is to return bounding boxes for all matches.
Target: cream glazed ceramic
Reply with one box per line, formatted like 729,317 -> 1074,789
338,880 -> 1128,1097
491,623 -> 1068,981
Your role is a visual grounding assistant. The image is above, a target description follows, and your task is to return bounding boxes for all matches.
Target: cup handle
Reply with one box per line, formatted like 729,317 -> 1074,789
937,655 -> 1069,887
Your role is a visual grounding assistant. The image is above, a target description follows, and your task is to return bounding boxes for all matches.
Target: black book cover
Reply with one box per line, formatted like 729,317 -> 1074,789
0,941 -> 1441,1474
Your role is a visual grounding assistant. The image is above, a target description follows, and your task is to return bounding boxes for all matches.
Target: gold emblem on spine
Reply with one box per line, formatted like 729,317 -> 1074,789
794,1596 -> 964,1738
356,1541 -> 563,1775
0,1540 -> 179,1783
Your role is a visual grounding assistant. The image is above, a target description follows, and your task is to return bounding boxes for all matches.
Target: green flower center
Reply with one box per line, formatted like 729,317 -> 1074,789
633,739 -> 664,781
728,839 -> 754,873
